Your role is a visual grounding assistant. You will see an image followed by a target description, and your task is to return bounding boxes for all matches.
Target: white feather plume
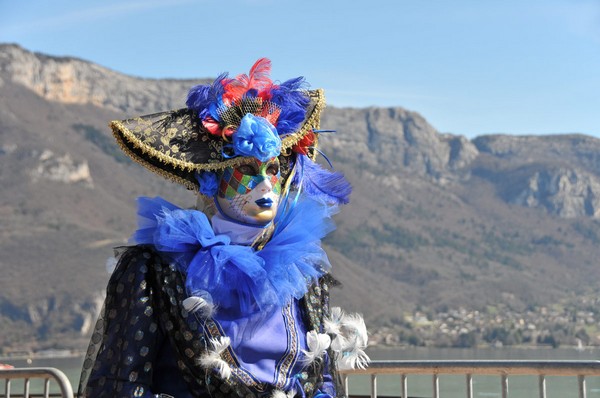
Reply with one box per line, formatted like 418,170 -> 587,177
325,307 -> 348,352
327,311 -> 369,350
301,330 -> 331,364
330,333 -> 349,352
198,336 -> 231,379
324,307 -> 344,335
325,310 -> 371,370
270,389 -> 296,398
338,349 -> 371,370
341,313 -> 369,348
182,294 -> 215,318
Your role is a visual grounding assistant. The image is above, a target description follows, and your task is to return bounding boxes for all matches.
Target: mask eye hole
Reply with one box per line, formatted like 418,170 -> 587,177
267,164 -> 280,176
237,164 -> 257,176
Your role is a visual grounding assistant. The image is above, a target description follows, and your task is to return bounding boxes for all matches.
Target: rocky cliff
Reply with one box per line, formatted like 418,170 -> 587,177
323,107 -> 479,181
0,43 -> 208,114
472,135 -> 600,217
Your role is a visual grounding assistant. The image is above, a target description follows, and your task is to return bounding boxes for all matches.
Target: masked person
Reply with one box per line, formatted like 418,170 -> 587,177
78,59 -> 369,398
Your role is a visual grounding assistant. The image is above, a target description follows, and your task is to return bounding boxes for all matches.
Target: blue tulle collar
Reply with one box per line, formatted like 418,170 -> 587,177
132,196 -> 336,315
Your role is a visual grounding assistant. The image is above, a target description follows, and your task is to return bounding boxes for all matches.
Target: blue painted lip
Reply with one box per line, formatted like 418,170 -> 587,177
255,198 -> 273,208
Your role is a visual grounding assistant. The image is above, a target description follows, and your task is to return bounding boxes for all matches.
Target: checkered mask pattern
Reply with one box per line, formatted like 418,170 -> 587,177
218,164 -> 281,200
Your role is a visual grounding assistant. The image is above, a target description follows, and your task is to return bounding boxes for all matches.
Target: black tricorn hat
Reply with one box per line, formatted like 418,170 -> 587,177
112,79 -> 325,190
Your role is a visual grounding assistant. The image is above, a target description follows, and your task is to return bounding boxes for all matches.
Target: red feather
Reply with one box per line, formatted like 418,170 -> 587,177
247,58 -> 272,91
223,58 -> 273,102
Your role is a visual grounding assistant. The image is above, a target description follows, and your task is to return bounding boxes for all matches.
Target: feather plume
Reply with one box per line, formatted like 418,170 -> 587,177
340,314 -> 368,354
186,84 -> 210,109
299,156 -> 352,205
301,330 -> 331,364
186,73 -> 228,115
182,293 -> 215,318
279,76 -> 308,91
324,307 -> 344,335
224,58 -> 273,101
338,349 -> 370,370
246,58 -> 272,91
187,60 -> 309,134
198,336 -> 232,379
341,313 -> 369,348
325,307 -> 349,351
325,310 -> 371,370
271,389 -> 296,398
330,333 -> 349,353
270,79 -> 309,134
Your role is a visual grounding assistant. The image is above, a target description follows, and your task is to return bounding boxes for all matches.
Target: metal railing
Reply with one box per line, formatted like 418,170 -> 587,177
2,361 -> 599,398
0,367 -> 74,398
341,360 -> 600,398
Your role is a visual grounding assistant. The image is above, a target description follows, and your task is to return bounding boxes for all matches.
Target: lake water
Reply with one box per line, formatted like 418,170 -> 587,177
2,347 -> 599,397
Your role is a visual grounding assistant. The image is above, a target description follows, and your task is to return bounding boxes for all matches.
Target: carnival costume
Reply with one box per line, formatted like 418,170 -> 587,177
78,59 -> 369,398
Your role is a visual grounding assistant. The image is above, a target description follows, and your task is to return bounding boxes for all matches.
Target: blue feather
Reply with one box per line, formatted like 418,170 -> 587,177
186,84 -> 211,110
297,155 -> 352,205
270,79 -> 310,135
186,72 -> 228,115
280,76 -> 308,91
208,101 -> 222,121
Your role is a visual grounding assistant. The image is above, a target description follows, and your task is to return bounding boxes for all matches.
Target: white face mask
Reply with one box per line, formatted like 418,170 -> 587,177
215,158 -> 282,225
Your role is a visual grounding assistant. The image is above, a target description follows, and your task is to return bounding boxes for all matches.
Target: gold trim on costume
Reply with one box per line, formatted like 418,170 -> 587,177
273,303 -> 299,388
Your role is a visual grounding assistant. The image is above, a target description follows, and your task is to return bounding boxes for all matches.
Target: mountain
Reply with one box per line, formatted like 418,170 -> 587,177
1,44 -> 599,352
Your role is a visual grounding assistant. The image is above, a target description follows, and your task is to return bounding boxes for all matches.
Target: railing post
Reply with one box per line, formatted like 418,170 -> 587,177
371,373 -> 377,398
6,378 -> 11,398
433,374 -> 439,398
578,375 -> 587,398
24,377 -> 30,398
466,374 -> 473,398
400,374 -> 407,398
538,375 -> 546,398
501,374 -> 508,398
44,377 -> 51,398
343,374 -> 349,398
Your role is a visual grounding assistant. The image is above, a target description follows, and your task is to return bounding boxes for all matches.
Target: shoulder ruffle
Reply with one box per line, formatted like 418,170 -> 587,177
132,196 -> 335,315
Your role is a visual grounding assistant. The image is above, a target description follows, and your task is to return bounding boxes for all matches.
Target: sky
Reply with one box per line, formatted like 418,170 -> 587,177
1,0 -> 599,138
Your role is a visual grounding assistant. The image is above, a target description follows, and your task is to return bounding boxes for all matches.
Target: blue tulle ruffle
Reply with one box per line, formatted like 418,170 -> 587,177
132,195 -> 334,314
